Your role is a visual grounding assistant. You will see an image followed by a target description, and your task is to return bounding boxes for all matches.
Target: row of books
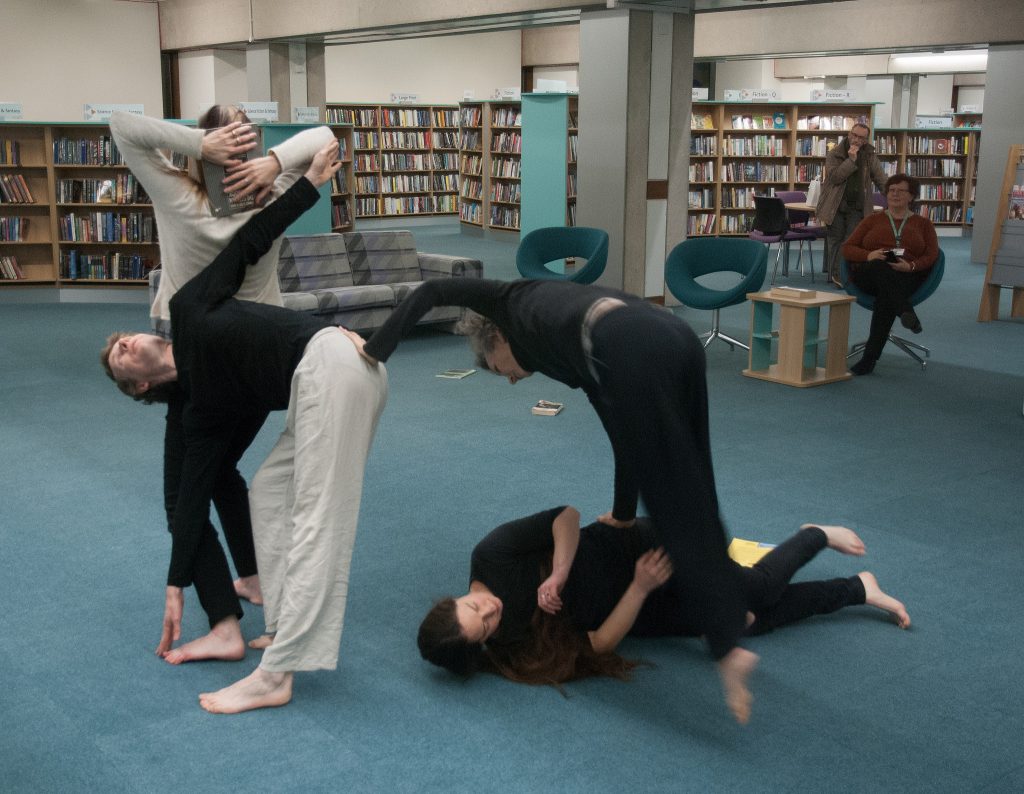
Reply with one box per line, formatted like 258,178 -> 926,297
691,112 -> 715,131
55,176 -> 148,205
433,131 -> 458,149
723,136 -> 787,157
380,175 -> 436,193
331,200 -> 352,229
687,213 -> 716,235
0,254 -> 25,279
490,205 -> 520,229
721,186 -> 764,209
459,201 -> 483,224
795,136 -> 841,157
327,108 -> 377,126
355,132 -> 380,149
689,161 -> 716,182
381,195 -> 456,214
432,174 -> 458,192
0,216 -> 30,241
568,134 -> 578,162
59,211 -> 156,243
461,180 -> 483,200
491,182 -> 520,203
1,139 -> 22,165
721,162 -> 790,182
53,136 -> 123,166
59,249 -> 154,280
906,136 -> 969,155
796,114 -> 867,131
460,154 -> 483,175
0,173 -> 35,203
460,131 -> 482,151
330,172 -> 348,194
491,157 -> 521,178
794,163 -> 824,182
380,109 -> 434,127
730,113 -> 787,130
719,213 -> 756,233
919,182 -> 962,200
688,188 -> 714,209
916,205 -> 963,223
460,107 -> 483,127
491,132 -> 522,154
566,174 -> 577,197
381,131 -> 432,150
377,152 -> 459,171
906,159 -> 963,178
690,135 -> 717,156
491,108 -> 522,127
567,203 -> 576,227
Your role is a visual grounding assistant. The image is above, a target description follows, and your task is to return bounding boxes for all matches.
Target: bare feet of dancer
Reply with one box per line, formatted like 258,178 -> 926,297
199,667 -> 293,714
802,523 -> 866,556
162,616 -> 246,665
234,575 -> 263,605
858,572 -> 911,629
248,634 -> 275,650
717,647 -> 759,725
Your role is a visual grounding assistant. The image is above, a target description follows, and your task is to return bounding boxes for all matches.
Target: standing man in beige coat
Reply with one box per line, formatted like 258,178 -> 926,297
817,122 -> 888,285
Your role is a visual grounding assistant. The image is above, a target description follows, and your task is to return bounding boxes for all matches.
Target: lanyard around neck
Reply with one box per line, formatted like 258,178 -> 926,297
886,210 -> 909,245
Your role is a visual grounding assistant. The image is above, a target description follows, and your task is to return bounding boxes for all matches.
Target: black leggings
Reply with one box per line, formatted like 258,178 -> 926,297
591,306 -> 746,661
851,261 -> 927,360
742,526 -> 866,636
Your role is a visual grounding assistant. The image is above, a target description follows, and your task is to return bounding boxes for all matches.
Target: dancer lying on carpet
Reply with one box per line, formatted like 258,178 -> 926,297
353,278 -> 757,722
417,506 -> 910,690
102,141 -> 388,714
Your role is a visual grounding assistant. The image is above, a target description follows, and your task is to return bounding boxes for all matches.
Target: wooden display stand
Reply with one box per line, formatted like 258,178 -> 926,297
744,287 -> 855,387
978,144 -> 1024,322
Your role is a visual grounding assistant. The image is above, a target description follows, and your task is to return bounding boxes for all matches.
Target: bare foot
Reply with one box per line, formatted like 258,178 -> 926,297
234,575 -> 263,606
717,647 -> 759,725
248,634 -> 275,650
858,572 -> 911,629
802,523 -> 866,556
199,667 -> 293,714
163,617 -> 246,665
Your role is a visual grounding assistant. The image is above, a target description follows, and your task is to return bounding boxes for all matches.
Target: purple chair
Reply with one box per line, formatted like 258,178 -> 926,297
776,189 -> 824,278
748,195 -> 818,284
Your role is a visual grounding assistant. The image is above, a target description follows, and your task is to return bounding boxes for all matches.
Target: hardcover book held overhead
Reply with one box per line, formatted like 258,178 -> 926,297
203,126 -> 263,217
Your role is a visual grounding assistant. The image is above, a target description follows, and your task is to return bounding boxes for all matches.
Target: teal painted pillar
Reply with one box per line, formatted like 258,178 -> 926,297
260,123 -> 331,235
521,93 -> 572,238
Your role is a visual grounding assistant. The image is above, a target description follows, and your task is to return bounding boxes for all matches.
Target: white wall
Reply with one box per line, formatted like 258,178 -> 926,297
957,85 -> 985,112
323,32 -> 521,104
4,0 -> 162,121
916,74 -> 955,115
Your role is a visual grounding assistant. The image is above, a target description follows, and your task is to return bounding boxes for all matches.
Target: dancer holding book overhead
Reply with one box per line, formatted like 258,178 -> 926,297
355,277 -> 758,723
110,109 -> 335,663
102,142 -> 388,714
417,506 -> 910,686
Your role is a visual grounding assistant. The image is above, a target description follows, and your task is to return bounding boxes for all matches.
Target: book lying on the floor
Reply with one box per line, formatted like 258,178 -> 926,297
436,368 -> 476,379
202,126 -> 262,217
531,399 -> 564,416
728,537 -> 777,567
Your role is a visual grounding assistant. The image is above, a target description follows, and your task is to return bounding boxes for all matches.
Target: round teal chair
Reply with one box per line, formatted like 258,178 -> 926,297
664,237 -> 768,351
516,226 -> 609,284
840,249 -> 945,370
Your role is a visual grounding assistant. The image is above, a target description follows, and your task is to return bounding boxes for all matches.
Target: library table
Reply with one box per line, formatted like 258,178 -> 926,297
743,287 -> 855,388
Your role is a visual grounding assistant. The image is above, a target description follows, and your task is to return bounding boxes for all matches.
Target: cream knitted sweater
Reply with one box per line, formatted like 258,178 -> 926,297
109,112 -> 334,324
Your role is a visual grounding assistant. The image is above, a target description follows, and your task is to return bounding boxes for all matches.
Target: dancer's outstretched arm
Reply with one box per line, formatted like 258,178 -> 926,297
588,548 -> 672,654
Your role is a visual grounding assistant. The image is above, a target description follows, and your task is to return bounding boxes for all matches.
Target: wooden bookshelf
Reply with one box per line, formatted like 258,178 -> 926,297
488,101 -> 522,232
325,103 -> 460,218
0,122 -> 159,287
875,127 -> 980,229
688,102 -> 876,237
521,92 -> 578,236
458,102 -> 484,227
324,123 -> 356,232
0,124 -> 56,284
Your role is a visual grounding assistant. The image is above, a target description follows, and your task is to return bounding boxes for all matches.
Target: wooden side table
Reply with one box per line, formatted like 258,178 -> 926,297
743,288 -> 855,387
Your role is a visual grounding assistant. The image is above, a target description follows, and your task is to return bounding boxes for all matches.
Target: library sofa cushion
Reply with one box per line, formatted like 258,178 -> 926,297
277,233 -> 354,292
344,230 -> 422,285
275,230 -> 483,332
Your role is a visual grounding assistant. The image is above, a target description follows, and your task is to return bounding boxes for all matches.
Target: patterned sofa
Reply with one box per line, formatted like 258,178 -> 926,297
149,229 -> 483,335
275,230 -> 482,332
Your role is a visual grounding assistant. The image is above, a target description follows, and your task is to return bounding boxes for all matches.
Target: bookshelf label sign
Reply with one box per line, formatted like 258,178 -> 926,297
239,102 -> 279,122
0,102 -> 23,120
83,103 -> 144,121
293,106 -> 320,123
692,88 -> 709,100
494,87 -> 521,100
723,89 -> 779,102
914,116 -> 950,129
811,89 -> 855,102
390,93 -> 420,104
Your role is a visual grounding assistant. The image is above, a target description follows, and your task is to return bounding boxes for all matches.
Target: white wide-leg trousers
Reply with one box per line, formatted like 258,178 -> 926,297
250,328 -> 387,672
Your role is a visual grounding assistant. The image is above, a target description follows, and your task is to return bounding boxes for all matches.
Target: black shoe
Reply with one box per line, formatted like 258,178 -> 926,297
900,309 -> 922,334
850,356 -> 876,376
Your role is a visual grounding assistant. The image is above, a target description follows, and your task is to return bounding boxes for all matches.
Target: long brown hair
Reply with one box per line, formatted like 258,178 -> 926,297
480,609 -> 643,692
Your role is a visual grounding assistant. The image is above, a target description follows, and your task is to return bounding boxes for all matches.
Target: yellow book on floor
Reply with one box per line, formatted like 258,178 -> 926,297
728,537 -> 777,567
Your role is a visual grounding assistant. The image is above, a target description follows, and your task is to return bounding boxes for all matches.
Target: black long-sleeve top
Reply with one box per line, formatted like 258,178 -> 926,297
165,177 -> 331,587
363,278 -> 647,519
470,508 -> 687,647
